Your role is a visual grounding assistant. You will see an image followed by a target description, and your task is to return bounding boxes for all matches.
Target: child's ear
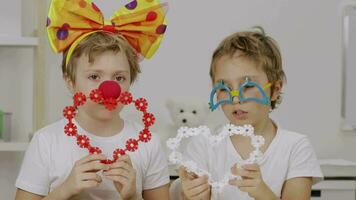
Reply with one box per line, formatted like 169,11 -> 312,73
270,80 -> 283,101
63,75 -> 75,94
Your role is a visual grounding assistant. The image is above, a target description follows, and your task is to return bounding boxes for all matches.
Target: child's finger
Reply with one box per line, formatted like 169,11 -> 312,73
105,167 -> 131,175
79,160 -> 109,173
108,160 -> 132,171
105,174 -> 128,184
231,164 -> 259,179
76,154 -> 107,165
242,164 -> 260,171
189,185 -> 210,200
231,163 -> 239,175
178,167 -> 189,180
82,180 -> 100,189
229,179 -> 256,187
186,182 -> 210,198
188,175 -> 209,189
118,154 -> 133,166
103,168 -> 130,178
80,173 -> 103,183
229,178 -> 238,186
178,166 -> 198,181
238,186 -> 254,193
187,172 -> 198,179
237,169 -> 259,179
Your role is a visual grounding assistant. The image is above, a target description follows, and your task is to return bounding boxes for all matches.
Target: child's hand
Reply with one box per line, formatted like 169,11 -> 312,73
178,167 -> 211,200
229,164 -> 279,200
61,154 -> 109,198
103,155 -> 138,200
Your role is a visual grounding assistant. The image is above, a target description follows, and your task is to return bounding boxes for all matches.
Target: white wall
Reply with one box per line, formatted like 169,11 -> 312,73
2,0 -> 356,199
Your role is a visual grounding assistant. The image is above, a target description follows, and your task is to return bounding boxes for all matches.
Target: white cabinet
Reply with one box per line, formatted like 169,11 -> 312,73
312,180 -> 356,200
0,39 -> 37,149
0,0 -> 44,151
0,1 -> 46,199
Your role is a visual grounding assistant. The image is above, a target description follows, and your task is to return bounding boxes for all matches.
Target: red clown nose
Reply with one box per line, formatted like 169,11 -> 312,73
98,81 -> 121,99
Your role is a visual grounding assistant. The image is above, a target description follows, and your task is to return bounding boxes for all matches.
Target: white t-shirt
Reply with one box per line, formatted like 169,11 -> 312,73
184,124 -> 323,200
16,119 -> 169,199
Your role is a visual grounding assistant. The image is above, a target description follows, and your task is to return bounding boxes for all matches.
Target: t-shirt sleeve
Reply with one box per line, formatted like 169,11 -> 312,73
143,134 -> 170,190
15,132 -> 50,195
286,136 -> 323,184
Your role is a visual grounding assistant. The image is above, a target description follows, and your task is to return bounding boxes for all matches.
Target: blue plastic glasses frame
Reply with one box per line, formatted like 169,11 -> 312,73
209,78 -> 272,111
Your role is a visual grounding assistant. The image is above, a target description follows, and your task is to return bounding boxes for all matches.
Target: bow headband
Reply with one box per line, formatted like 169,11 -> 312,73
47,0 -> 168,66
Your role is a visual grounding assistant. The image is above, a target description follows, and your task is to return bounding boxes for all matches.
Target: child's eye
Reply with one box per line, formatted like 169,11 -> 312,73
218,88 -> 228,92
88,74 -> 100,81
192,110 -> 197,114
115,75 -> 126,82
244,85 -> 255,89
218,85 -> 232,92
180,109 -> 184,113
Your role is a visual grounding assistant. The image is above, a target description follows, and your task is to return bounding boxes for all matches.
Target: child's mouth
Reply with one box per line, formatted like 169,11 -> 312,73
232,109 -> 248,120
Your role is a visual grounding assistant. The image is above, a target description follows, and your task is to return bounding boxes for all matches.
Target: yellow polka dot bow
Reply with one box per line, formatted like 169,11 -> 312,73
47,0 -> 168,65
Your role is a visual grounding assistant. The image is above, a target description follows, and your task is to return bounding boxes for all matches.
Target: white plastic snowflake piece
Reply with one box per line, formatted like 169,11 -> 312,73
166,138 -> 180,149
168,151 -> 182,164
166,124 -> 265,192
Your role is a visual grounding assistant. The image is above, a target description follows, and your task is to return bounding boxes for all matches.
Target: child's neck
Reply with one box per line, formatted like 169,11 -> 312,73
75,113 -> 124,137
253,117 -> 276,137
230,117 -> 277,157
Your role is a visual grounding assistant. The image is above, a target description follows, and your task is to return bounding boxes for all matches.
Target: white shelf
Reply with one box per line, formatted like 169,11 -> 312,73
0,142 -> 29,151
313,180 -> 356,190
0,36 -> 39,47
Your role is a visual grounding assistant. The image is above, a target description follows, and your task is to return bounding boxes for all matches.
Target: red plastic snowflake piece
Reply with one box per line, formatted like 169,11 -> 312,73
143,113 -> 155,127
64,122 -> 77,136
73,92 -> 86,107
135,98 -> 148,112
101,159 -> 114,164
90,89 -> 103,103
89,146 -> 102,154
104,98 -> 118,111
77,135 -> 90,148
100,159 -> 109,164
63,106 -> 76,120
119,91 -> 133,105
113,148 -> 126,161
139,128 -> 152,143
126,139 -> 138,152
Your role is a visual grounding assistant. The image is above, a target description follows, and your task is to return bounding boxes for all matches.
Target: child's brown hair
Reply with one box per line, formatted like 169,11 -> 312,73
209,27 -> 286,109
62,31 -> 141,84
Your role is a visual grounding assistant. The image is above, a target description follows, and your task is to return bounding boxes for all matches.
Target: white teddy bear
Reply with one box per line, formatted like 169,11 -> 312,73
160,96 -> 228,143
157,97 -> 209,151
166,97 -> 209,129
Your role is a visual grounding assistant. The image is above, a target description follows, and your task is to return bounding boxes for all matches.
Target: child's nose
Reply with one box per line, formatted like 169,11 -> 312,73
230,90 -> 241,104
98,80 -> 121,99
231,95 -> 241,104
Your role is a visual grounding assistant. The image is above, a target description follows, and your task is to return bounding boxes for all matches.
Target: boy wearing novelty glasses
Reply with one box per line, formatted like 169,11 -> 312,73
178,27 -> 323,200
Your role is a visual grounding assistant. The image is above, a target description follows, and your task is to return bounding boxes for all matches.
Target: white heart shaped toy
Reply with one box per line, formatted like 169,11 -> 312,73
166,124 -> 265,192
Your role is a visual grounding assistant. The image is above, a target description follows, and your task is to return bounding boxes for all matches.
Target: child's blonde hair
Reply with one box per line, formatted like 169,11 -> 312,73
62,31 -> 141,84
209,27 -> 286,109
